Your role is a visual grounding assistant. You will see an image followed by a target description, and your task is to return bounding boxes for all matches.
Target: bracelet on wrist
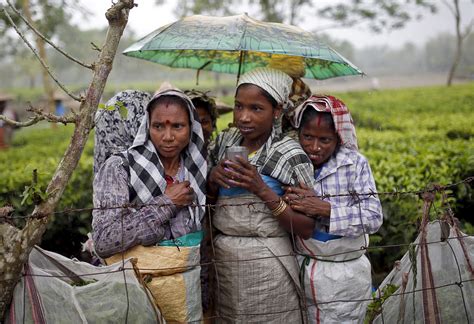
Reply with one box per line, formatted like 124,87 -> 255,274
271,198 -> 287,218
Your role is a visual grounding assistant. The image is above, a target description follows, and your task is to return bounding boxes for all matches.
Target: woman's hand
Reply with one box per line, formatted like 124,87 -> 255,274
208,159 -> 233,190
224,156 -> 266,196
284,182 -> 331,218
165,180 -> 194,207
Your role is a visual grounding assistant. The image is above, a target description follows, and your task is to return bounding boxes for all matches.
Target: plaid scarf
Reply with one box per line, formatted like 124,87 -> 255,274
125,89 -> 207,227
212,127 -> 314,187
292,95 -> 359,151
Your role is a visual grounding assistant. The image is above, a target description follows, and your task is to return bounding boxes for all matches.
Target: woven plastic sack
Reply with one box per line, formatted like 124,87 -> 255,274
106,231 -> 203,323
370,220 -> 474,323
6,246 -> 162,324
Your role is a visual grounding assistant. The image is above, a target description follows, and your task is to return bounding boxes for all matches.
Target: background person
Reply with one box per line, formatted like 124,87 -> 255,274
185,89 -> 218,147
0,93 -> 16,149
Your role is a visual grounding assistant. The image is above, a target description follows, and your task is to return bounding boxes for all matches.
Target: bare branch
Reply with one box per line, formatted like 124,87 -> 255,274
91,42 -> 102,52
0,105 -> 77,127
105,0 -> 137,20
0,114 -> 42,127
27,105 -> 77,124
5,0 -> 94,70
1,7 -> 82,102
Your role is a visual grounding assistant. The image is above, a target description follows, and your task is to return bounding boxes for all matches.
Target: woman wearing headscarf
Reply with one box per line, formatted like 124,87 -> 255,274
207,67 -> 316,323
92,88 -> 207,322
285,95 -> 383,323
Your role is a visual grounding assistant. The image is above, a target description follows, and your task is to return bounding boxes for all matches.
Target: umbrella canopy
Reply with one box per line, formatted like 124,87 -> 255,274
123,14 -> 363,80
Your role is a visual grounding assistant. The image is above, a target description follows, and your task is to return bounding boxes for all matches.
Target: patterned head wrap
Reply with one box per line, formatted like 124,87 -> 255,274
94,90 -> 151,175
237,67 -> 293,111
127,89 -> 207,226
292,95 -> 358,151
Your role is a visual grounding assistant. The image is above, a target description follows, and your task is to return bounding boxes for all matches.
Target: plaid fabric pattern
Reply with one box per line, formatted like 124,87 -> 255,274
126,89 -> 207,227
210,127 -> 315,187
92,155 -> 197,258
292,95 -> 359,151
313,147 -> 383,237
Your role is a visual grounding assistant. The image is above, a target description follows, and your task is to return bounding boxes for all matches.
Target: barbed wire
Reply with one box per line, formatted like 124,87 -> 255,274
3,176 -> 473,322
1,231 -> 471,284
1,176 -> 472,221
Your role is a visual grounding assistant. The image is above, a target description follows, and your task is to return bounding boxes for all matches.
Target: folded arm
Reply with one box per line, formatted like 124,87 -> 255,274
92,156 -> 177,258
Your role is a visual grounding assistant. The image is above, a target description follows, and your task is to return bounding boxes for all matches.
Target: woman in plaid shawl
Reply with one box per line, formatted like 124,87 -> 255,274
286,95 -> 383,323
207,67 -> 317,323
92,88 -> 207,257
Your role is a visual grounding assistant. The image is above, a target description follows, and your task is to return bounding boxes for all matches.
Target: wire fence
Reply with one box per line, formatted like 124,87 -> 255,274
2,176 -> 473,323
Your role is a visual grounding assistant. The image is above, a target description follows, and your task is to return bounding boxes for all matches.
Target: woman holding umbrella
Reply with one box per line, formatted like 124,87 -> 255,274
207,67 -> 316,322
285,95 -> 383,323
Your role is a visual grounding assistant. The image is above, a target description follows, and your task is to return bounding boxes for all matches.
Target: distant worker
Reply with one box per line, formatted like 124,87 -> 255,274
55,99 -> 66,116
0,93 -> 16,149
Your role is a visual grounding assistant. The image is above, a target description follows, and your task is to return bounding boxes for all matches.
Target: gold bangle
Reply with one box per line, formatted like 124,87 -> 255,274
271,198 -> 287,218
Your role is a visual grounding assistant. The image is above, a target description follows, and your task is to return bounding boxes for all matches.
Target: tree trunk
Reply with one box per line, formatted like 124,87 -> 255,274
446,0 -> 462,87
0,1 -> 135,319
22,0 -> 56,116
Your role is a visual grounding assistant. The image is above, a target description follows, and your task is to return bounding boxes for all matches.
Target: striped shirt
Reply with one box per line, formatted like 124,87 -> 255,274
313,147 -> 383,237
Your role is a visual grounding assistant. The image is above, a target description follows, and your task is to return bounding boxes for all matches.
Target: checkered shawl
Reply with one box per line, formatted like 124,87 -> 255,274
292,95 -> 359,151
125,89 -> 207,226
212,127 -> 314,187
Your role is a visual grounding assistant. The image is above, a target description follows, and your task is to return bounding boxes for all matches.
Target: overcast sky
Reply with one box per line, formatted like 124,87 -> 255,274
74,0 -> 474,49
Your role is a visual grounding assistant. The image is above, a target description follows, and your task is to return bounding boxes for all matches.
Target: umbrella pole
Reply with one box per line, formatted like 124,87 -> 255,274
196,61 -> 212,85
236,51 -> 244,85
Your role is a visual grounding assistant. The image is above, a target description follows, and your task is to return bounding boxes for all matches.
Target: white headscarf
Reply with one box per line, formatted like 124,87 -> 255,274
237,67 -> 293,111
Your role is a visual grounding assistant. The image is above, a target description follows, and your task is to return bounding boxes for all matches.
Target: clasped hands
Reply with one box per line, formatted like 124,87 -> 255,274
283,183 -> 331,218
165,180 -> 195,207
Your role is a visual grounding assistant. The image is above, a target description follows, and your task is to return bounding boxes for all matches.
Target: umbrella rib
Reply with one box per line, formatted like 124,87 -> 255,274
305,59 -> 319,80
169,49 -> 185,67
236,15 -> 249,51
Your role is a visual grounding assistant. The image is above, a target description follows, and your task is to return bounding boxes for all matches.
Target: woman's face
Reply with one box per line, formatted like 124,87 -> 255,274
299,116 -> 338,168
149,102 -> 190,160
234,84 -> 280,145
196,105 -> 213,145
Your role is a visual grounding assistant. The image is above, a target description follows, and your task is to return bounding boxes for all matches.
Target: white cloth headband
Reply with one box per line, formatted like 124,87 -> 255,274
237,67 -> 293,110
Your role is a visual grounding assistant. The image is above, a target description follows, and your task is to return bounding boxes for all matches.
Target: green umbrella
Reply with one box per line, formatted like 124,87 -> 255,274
123,13 -> 363,80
